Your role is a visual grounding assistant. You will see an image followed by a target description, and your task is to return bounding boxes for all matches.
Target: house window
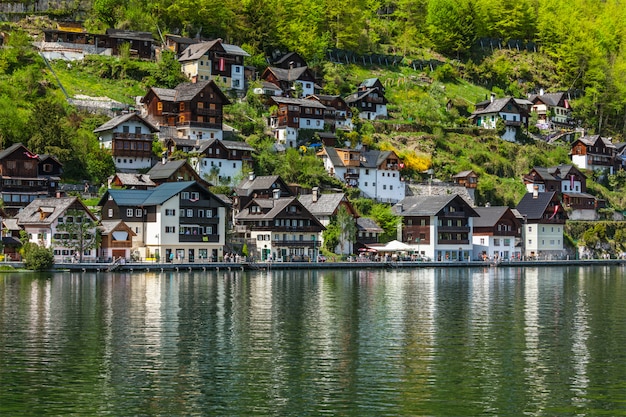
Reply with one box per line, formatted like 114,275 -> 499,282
127,209 -> 133,217
165,226 -> 176,233
43,164 -> 52,173
206,209 -> 213,217
180,103 -> 185,111
191,192 -> 199,200
157,102 -> 163,111
480,238 -> 485,244
187,209 -> 193,217
494,238 -> 500,246
165,209 -> 176,216
181,192 -> 190,200
135,209 -> 142,217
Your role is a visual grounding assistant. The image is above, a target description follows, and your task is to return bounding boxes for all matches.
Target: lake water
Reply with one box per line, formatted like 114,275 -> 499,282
1,266 -> 626,416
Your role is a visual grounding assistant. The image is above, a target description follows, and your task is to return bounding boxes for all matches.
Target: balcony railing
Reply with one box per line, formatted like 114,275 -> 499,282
108,240 -> 132,248
179,234 -> 220,243
112,133 -> 155,141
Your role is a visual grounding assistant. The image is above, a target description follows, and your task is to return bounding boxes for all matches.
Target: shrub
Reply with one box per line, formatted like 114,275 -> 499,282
23,245 -> 55,271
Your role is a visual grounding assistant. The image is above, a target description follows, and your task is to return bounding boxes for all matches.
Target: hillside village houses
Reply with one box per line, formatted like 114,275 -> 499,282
318,146 -> 406,203
3,23 -> 625,264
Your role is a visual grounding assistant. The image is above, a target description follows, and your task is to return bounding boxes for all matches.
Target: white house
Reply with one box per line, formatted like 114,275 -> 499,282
392,194 -> 479,261
15,196 -> 98,262
472,206 -> 522,261
99,181 -> 227,262
93,112 -> 159,171
471,96 -> 529,142
318,147 -> 406,203
516,191 -> 567,259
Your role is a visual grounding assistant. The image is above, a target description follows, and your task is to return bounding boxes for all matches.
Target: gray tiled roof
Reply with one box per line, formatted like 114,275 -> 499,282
178,40 -> 250,62
472,206 -> 510,228
146,160 -> 187,180
356,217 -> 383,232
271,96 -> 327,109
0,143 -> 28,160
93,112 -> 159,133
472,97 -> 519,115
15,197 -> 95,226
393,194 -> 479,217
112,173 -> 156,187
298,193 -> 345,216
266,66 -> 310,81
516,192 -> 556,220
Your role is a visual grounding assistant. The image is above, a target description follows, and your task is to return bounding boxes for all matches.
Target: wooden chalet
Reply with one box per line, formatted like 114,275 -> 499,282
0,143 -> 62,215
141,80 -> 230,139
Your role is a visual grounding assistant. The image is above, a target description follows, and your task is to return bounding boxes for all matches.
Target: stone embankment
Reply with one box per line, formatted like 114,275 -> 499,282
41,258 -> 626,273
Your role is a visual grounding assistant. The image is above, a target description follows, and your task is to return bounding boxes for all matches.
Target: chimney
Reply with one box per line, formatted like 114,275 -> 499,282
397,203 -> 403,213
490,92 -> 495,103
272,189 -> 280,200
539,88 -> 544,96
312,187 -> 319,203
533,185 -> 539,199
248,171 -> 255,181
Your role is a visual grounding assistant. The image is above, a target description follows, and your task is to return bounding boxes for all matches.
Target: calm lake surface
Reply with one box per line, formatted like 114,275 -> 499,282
1,266 -> 626,416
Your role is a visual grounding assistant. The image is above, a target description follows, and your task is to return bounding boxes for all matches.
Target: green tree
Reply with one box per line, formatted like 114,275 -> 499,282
371,204 -> 400,242
54,210 -> 100,263
427,0 -> 476,57
335,205 -> 356,254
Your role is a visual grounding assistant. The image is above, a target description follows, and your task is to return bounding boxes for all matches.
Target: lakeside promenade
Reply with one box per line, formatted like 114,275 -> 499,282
26,257 -> 626,272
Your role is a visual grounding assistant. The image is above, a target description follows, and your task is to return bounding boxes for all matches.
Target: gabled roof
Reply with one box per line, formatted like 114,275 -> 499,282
472,206 -> 511,228
142,181 -> 197,205
453,170 -> 476,178
472,97 -> 523,115
145,80 -> 230,105
101,189 -> 153,207
178,39 -> 249,62
146,160 -> 187,180
361,150 -> 396,168
575,135 -> 615,149
235,175 -> 292,197
264,66 -> 311,82
15,197 -> 96,226
360,78 -> 382,88
99,219 -> 137,236
319,147 -> 345,167
516,191 -> 557,220
529,92 -> 567,107
345,88 -> 387,105
99,181 -> 213,208
111,172 -> 156,187
235,197 -> 325,229
393,194 -> 479,217
0,143 -> 29,160
273,51 -> 306,66
196,138 -> 255,154
270,96 -> 327,109
357,217 -> 383,233
298,193 -> 346,217
93,112 -> 159,133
